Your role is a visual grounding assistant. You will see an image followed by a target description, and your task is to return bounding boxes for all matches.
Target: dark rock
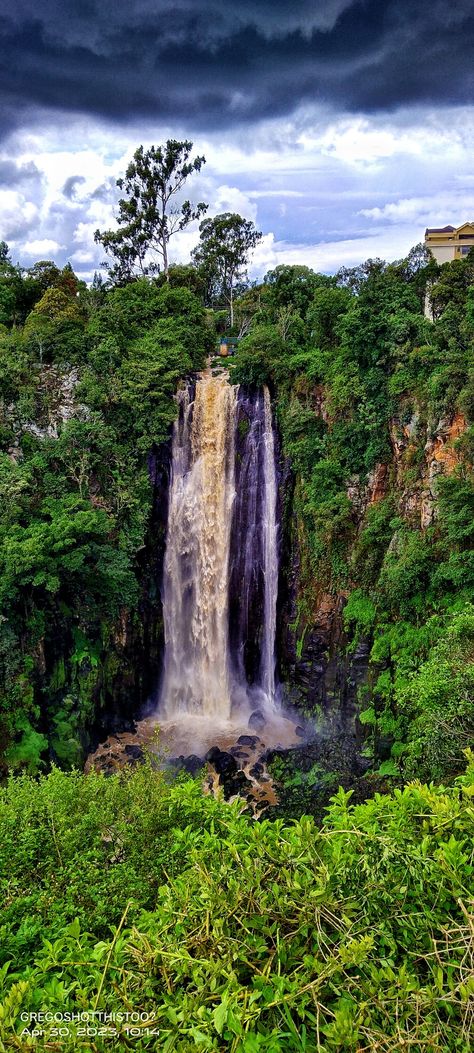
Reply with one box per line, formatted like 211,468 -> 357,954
237,734 -> 260,747
224,771 -> 253,799
205,747 -> 238,779
295,725 -> 305,738
249,762 -> 264,778
124,744 -> 145,762
375,734 -> 394,761
229,747 -> 250,759
248,710 -> 266,732
180,754 -> 204,776
352,638 -> 371,665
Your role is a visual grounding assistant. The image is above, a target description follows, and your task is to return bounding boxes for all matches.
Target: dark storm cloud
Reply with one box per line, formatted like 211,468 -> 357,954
0,0 -> 472,139
0,159 -> 41,186
62,175 -> 86,199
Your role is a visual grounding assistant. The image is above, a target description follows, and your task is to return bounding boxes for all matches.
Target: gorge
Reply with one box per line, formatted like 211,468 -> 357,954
1,249 -> 473,1050
124,369 -> 300,778
1,253 -> 472,805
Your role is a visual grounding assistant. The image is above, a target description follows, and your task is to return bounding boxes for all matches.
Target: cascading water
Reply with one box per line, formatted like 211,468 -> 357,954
261,386 -> 279,708
159,369 -> 279,723
228,385 -> 279,710
160,372 -> 237,717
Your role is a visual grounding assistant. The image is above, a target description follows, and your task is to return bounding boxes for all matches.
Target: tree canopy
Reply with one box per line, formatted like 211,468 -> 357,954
192,212 -> 262,327
95,141 -> 208,282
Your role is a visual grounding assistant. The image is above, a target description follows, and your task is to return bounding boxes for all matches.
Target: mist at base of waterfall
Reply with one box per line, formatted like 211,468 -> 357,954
134,703 -> 299,762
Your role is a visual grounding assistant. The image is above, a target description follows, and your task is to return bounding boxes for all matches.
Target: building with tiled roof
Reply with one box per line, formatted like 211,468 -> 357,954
424,222 -> 474,264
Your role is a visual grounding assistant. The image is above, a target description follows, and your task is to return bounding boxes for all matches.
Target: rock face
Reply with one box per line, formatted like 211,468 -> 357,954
390,407 -> 466,529
205,747 -> 238,778
7,368 -> 82,459
87,437 -> 172,746
248,710 -> 266,732
277,461 -> 369,748
275,399 -> 468,782
420,413 -> 467,528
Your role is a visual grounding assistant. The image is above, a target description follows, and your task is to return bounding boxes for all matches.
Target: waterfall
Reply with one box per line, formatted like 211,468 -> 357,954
261,386 -> 279,708
160,372 -> 237,717
159,371 -> 279,721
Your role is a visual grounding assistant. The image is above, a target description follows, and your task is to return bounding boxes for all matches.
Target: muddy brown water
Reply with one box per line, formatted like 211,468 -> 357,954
86,711 -> 302,815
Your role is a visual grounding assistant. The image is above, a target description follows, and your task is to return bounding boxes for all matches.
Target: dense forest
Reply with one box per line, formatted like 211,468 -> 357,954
0,184 -> 473,1049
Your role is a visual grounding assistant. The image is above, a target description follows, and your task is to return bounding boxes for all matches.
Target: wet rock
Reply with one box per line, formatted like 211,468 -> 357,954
224,771 -> 253,800
229,747 -> 250,759
295,725 -> 305,738
248,710 -> 266,732
374,734 -> 394,762
109,716 -> 137,734
249,761 -> 264,779
353,637 -> 371,662
124,744 -> 145,762
205,747 -> 238,779
237,734 -> 260,747
172,754 -> 204,777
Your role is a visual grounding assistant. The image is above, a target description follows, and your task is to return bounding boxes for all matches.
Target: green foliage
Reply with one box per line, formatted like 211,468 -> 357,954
192,212 -> 262,325
230,325 -> 278,386
95,141 -> 207,281
264,264 -> 332,316
350,497 -> 396,586
1,763 -> 474,1050
377,528 -> 434,617
0,255 -> 210,764
396,606 -> 474,780
0,495 -> 136,610
23,282 -> 86,364
4,717 -> 48,772
119,319 -> 193,447
343,590 -> 376,637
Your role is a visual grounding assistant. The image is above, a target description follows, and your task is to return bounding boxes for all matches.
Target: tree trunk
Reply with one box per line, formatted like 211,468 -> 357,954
163,239 -> 169,281
230,282 -> 234,329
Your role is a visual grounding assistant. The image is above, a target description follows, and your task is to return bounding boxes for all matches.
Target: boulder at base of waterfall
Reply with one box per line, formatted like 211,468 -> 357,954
237,734 -> 260,747
124,744 -> 145,763
248,710 -> 266,732
224,771 -> 253,801
169,754 -> 205,777
295,725 -> 305,738
205,747 -> 238,779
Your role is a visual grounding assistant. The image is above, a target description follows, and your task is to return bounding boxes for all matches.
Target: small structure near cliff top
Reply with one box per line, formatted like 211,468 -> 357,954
424,221 -> 474,264
218,335 -> 239,357
424,222 -> 474,319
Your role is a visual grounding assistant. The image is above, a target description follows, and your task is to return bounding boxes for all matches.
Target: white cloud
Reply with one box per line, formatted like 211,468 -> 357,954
22,238 -> 64,256
212,185 -> 259,223
0,189 -> 38,240
0,102 -> 472,279
359,190 -> 474,229
70,248 -> 95,264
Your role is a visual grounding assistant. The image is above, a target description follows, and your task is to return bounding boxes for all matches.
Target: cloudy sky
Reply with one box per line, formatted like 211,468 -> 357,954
1,0 -> 473,282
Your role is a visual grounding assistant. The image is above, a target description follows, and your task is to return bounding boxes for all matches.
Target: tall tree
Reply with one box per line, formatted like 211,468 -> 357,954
95,141 -> 208,283
192,212 -> 262,328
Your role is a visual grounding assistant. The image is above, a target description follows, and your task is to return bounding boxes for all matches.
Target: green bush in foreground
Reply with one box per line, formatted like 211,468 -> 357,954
0,761 -> 473,1051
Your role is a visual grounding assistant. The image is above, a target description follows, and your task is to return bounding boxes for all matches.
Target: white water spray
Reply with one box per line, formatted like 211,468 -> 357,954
160,372 -> 279,720
261,385 -> 279,708
160,372 -> 237,717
